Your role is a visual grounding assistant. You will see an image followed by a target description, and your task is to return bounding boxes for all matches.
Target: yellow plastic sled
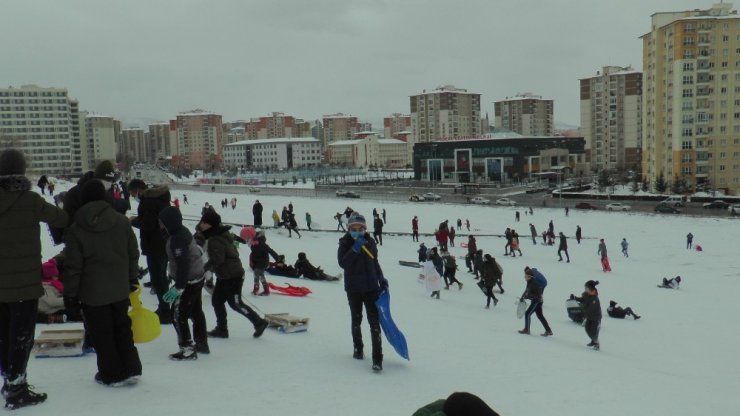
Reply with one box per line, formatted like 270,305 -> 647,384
128,286 -> 161,343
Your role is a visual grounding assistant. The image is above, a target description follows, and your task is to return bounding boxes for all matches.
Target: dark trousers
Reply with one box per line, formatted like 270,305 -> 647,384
558,248 -> 570,261
524,299 -> 551,333
347,291 -> 382,361
288,226 -> 301,238
484,286 -> 497,307
146,255 -> 169,306
0,300 -> 38,382
83,299 -> 142,384
585,319 -> 601,343
444,270 -> 461,286
211,278 -> 262,330
373,231 -> 383,246
412,230 -> 418,242
173,280 -> 207,347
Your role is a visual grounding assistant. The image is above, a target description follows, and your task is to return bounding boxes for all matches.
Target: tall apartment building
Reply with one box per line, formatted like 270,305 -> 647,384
0,85 -> 86,174
148,122 -> 177,161
85,115 -> 118,169
384,113 -> 411,139
322,113 -> 359,146
119,127 -> 150,163
175,109 -> 223,170
580,66 -> 643,172
494,93 -> 554,136
410,85 -> 481,145
245,112 -> 312,140
642,2 -> 740,194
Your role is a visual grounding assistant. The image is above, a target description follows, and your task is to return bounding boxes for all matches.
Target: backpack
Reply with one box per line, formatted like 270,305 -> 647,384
531,268 -> 547,289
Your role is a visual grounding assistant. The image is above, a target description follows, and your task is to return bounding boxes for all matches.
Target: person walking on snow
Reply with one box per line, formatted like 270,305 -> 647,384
518,266 -> 553,336
621,238 -> 629,257
305,212 -> 312,231
481,255 -> 501,308
575,225 -> 582,244
198,211 -> 269,339
529,223 -> 537,245
372,214 -> 383,246
448,226 -> 456,247
382,208 -> 386,224
412,216 -> 419,242
443,255 -> 463,290
598,239 -> 611,272
249,229 -> 281,295
465,218 -> 470,231
558,232 -> 570,262
456,218 -> 462,231
337,212 -> 388,372
571,280 -> 601,350
686,232 -> 693,249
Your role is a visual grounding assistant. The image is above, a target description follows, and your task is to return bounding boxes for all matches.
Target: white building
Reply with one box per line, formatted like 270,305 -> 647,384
327,135 -> 409,168
0,85 -> 86,174
223,137 -> 322,170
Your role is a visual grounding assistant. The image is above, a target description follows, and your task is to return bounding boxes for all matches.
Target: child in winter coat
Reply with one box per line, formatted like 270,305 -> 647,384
249,229 -> 282,294
480,255 -> 500,308
198,211 -> 268,339
418,243 -> 428,263
272,210 -> 280,228
660,276 -> 681,289
572,280 -> 602,350
159,206 -> 209,360
443,255 -> 463,290
266,255 -> 299,278
293,252 -> 331,280
607,300 -> 640,320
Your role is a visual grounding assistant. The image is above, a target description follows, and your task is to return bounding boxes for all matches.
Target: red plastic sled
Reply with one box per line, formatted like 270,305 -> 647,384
695,245 -> 703,252
267,283 -> 312,297
601,257 -> 612,272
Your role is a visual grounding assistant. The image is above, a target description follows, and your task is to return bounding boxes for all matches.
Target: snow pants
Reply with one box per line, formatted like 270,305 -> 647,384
173,280 -> 207,347
0,300 -> 37,383
347,291 -> 382,361
83,299 -> 142,384
212,277 -> 263,330
585,318 -> 601,343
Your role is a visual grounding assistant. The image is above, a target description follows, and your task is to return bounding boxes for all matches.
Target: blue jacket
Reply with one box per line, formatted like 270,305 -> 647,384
338,232 -> 384,293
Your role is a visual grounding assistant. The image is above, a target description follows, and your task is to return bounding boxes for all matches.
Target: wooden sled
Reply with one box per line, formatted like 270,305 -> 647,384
264,313 -> 310,333
399,260 -> 421,268
33,329 -> 86,358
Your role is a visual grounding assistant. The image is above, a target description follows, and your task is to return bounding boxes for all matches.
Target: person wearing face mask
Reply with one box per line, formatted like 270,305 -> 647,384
127,178 -> 172,324
337,212 -> 388,372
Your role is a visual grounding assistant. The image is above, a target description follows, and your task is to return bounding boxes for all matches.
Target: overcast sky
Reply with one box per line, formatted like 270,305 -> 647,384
1,0 -> 716,129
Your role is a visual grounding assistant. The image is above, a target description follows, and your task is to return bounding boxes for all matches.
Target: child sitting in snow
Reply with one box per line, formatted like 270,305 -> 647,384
659,276 -> 681,289
266,255 -> 299,278
293,252 -> 333,280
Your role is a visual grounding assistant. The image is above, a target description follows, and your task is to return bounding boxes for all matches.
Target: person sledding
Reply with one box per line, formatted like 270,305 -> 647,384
607,300 -> 640,320
659,276 -> 681,289
294,252 -> 335,280
266,255 -> 299,278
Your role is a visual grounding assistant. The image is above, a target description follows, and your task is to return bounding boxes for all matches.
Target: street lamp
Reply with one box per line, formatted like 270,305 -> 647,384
430,144 -> 438,188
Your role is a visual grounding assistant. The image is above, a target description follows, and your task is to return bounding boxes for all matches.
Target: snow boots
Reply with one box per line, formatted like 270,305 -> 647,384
253,319 -> 268,338
353,347 -> 364,360
207,326 -> 229,339
4,383 -> 47,410
541,330 -> 553,337
518,329 -> 530,335
372,355 -> 383,372
252,283 -> 260,296
195,341 -> 210,354
169,345 -> 197,361
259,282 -> 270,296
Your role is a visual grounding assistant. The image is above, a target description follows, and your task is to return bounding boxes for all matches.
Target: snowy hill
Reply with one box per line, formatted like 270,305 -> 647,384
27,184 -> 739,415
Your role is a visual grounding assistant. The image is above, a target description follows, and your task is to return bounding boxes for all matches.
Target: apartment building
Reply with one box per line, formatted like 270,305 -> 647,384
85,115 -> 118,169
148,122 -> 177,161
494,93 -> 554,136
322,113 -> 359,146
580,66 -> 643,172
410,85 -> 481,145
223,137 -> 321,170
119,127 -> 150,163
0,85 -> 86,174
245,112 -> 312,140
384,113 -> 412,139
175,109 -> 223,170
641,2 -> 740,194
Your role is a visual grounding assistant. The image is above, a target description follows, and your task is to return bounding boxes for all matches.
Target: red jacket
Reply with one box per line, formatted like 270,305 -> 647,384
412,218 -> 418,231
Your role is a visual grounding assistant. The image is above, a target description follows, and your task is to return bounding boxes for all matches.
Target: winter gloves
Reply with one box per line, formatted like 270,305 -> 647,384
163,287 -> 184,303
351,236 -> 367,253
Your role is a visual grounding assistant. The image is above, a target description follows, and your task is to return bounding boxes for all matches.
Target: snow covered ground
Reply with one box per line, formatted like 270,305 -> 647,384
27,181 -> 738,415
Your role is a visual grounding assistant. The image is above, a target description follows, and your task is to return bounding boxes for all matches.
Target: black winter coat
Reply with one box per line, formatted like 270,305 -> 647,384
203,225 -> 244,280
337,232 -> 383,294
250,237 -> 279,269
131,186 -> 170,257
252,201 -> 263,226
522,277 -> 543,301
373,217 -> 383,233
575,291 -> 602,321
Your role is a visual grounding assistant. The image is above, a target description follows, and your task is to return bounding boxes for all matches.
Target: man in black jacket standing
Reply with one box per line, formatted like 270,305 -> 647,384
338,212 -> 388,372
558,232 -> 570,262
128,179 -> 172,324
252,200 -> 263,228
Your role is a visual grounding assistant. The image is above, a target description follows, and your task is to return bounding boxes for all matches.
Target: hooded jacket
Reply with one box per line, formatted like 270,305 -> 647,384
202,225 -> 244,280
62,201 -> 139,306
481,257 -> 502,287
574,291 -> 602,321
337,232 -> 384,293
159,207 -> 205,289
131,185 -> 171,257
0,175 -> 69,302
250,236 -> 280,269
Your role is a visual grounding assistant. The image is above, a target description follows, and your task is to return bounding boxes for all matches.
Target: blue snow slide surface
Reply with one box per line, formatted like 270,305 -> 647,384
375,289 -> 409,360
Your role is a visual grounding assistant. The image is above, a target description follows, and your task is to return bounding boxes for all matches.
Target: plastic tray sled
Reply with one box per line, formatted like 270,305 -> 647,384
33,329 -> 86,358
264,313 -> 309,333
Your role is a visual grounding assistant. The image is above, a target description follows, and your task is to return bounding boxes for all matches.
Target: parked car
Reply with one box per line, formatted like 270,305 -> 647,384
470,196 -> 490,205
336,190 -> 360,198
661,196 -> 685,207
422,192 -> 441,201
409,194 -> 426,202
575,202 -> 599,210
248,187 -> 261,193
728,204 -> 740,214
495,197 -> 516,206
702,200 -> 730,209
655,203 -> 680,214
606,202 -> 632,211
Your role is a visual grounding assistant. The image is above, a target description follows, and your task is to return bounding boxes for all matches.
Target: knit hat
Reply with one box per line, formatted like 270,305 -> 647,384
94,160 -> 117,181
0,149 -> 27,175
81,179 -> 107,204
348,212 -> 366,229
585,280 -> 599,289
609,300 -> 617,307
442,392 -> 499,416
200,210 -> 221,228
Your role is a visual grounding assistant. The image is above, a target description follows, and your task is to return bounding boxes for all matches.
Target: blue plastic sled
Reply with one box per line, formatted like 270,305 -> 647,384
375,289 -> 410,360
